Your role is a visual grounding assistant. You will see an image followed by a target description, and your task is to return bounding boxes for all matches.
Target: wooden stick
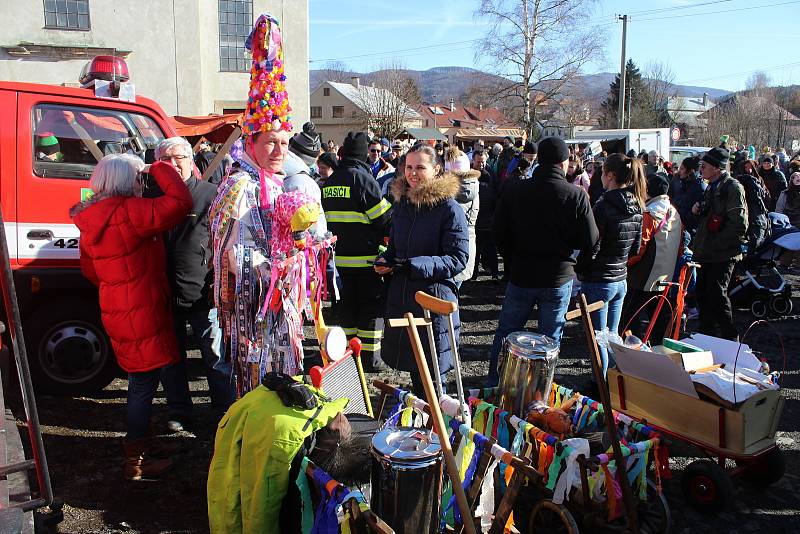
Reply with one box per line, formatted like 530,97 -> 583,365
201,126 -> 241,181
415,290 -> 457,315
565,300 -> 604,321
400,312 -> 476,534
689,364 -> 724,374
576,294 -> 640,533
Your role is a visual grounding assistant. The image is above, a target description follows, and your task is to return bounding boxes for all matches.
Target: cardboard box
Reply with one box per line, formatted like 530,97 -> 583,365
608,368 -> 784,456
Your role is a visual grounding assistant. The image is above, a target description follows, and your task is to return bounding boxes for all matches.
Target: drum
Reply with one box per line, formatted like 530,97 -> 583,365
498,331 -> 560,417
370,427 -> 443,534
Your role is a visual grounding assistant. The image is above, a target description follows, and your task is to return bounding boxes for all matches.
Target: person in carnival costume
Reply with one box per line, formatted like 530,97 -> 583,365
208,14 -> 332,397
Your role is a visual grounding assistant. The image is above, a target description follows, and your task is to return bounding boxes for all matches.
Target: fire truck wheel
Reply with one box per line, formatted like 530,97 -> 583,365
25,302 -> 118,396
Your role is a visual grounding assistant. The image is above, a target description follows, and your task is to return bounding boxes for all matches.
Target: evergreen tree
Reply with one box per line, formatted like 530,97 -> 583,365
599,59 -> 647,128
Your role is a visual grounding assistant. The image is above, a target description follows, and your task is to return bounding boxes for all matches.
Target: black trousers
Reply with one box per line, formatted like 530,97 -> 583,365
621,289 -> 672,345
475,228 -> 499,277
696,259 -> 738,340
338,269 -> 384,361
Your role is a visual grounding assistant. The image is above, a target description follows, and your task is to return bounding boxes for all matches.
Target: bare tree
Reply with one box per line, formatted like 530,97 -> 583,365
351,60 -> 421,138
474,0 -> 603,139
641,60 -> 677,127
314,60 -> 353,88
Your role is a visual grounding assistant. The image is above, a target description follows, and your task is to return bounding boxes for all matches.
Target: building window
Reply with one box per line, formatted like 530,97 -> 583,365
218,0 -> 252,72
43,0 -> 90,30
332,106 -> 344,119
310,106 -> 322,119
323,88 -> 330,96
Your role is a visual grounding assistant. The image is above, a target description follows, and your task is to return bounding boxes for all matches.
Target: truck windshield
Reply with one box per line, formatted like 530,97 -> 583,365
32,104 -> 167,180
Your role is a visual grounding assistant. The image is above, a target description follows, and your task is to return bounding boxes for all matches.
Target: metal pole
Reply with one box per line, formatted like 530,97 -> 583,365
0,207 -> 53,508
617,14 -> 628,129
627,86 -> 633,129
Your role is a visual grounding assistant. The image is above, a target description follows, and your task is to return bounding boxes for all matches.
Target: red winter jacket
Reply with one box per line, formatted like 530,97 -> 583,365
71,162 -> 193,373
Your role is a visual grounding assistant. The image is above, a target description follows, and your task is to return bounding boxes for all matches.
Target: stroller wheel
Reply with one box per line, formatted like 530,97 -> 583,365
751,299 -> 769,318
770,295 -> 793,316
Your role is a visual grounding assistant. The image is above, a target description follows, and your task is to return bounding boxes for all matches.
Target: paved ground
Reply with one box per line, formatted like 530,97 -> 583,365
19,271 -> 800,533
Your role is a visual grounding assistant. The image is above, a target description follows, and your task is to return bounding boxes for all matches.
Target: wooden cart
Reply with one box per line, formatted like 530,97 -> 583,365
608,368 -> 785,512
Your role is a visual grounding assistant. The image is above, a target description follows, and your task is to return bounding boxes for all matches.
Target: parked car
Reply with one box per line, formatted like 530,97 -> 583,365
668,146 -> 712,166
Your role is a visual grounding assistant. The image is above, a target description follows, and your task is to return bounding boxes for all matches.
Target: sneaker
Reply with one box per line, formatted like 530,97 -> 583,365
165,417 -> 193,433
686,307 -> 699,320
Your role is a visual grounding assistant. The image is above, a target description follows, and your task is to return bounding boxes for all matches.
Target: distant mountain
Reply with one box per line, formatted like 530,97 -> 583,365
310,66 -> 732,104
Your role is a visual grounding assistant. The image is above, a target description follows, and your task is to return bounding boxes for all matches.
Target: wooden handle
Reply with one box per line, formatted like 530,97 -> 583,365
565,300 -> 604,321
402,312 -> 476,534
415,291 -> 457,315
387,317 -> 430,328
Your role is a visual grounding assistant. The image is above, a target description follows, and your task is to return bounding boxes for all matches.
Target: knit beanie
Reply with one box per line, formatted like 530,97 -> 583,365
522,141 -> 537,155
289,122 -> 322,165
342,132 -> 369,162
444,147 -> 471,172
701,146 -> 730,169
36,133 -> 60,155
241,14 -> 292,136
537,137 -> 570,165
647,172 -> 670,198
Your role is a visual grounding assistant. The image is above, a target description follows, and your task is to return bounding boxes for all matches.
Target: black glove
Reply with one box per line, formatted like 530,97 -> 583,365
262,372 -> 318,410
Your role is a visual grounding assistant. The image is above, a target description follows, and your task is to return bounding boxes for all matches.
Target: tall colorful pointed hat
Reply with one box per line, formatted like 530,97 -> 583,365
241,14 -> 292,136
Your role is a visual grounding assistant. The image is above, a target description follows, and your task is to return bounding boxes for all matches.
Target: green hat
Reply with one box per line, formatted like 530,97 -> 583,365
36,133 -> 60,155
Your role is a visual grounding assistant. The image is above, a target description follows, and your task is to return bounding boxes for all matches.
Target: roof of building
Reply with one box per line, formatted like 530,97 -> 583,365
454,128 -> 525,141
696,94 -> 799,121
396,127 -> 447,141
417,102 -> 516,129
325,81 -> 422,119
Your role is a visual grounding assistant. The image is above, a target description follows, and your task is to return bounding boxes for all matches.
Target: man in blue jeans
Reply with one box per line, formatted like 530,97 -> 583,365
489,137 -> 599,386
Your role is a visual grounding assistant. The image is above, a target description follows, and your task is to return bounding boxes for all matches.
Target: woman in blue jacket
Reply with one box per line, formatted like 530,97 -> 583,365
375,144 -> 470,395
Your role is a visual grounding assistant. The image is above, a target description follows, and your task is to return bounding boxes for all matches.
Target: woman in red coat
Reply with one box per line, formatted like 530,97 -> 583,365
71,154 -> 192,480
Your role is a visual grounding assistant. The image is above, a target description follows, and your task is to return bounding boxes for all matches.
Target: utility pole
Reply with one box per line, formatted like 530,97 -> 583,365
617,14 -> 628,129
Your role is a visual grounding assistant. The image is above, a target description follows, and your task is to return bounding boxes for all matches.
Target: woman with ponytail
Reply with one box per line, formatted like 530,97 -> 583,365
577,153 -> 644,375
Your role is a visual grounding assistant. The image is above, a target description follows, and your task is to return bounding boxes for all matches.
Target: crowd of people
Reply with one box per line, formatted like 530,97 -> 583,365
62,11 -> 800,533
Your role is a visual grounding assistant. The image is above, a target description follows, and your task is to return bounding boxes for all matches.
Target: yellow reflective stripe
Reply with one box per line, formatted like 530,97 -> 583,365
360,341 -> 381,352
366,198 -> 392,220
342,328 -> 358,336
335,255 -> 375,268
356,329 -> 383,339
325,211 -> 370,224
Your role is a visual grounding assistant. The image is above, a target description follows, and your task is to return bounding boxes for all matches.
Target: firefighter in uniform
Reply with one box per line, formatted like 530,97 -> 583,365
321,132 -> 393,370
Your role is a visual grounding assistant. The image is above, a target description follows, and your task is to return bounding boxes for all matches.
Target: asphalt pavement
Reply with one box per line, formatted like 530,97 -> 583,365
24,271 -> 800,533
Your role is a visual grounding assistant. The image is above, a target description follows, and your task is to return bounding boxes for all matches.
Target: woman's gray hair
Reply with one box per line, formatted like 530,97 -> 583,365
155,136 -> 193,161
90,153 -> 145,198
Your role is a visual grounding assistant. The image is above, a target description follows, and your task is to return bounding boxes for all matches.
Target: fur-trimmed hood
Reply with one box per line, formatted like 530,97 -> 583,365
390,171 -> 461,208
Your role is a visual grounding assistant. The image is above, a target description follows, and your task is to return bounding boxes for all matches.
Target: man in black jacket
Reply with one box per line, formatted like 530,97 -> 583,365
154,137 -> 234,427
488,137 -> 599,386
321,132 -> 393,371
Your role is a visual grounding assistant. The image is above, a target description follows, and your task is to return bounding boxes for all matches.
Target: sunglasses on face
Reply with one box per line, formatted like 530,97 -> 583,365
369,149 -> 381,153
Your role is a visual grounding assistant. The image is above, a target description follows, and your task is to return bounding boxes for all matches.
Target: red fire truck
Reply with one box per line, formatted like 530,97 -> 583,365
0,56 -> 178,395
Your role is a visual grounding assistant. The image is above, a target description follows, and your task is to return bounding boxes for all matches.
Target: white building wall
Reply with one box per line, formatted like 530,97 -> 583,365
0,0 -> 309,125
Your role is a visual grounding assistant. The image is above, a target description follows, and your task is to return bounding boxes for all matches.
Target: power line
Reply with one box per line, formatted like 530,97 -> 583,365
633,0 -> 800,21
626,0 -> 734,17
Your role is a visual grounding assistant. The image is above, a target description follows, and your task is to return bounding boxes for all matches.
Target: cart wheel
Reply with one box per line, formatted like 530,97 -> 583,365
526,499 -> 579,534
736,448 -> 785,487
770,295 -> 793,316
681,460 -> 733,513
751,299 -> 768,318
637,479 -> 671,534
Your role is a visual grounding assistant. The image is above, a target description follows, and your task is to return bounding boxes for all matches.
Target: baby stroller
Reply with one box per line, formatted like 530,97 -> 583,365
729,213 -> 800,317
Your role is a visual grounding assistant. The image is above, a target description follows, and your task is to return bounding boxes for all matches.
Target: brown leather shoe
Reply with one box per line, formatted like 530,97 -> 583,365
123,439 -> 174,481
144,437 -> 182,458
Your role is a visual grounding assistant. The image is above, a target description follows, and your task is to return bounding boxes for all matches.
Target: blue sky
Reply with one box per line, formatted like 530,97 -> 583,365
309,0 -> 800,92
